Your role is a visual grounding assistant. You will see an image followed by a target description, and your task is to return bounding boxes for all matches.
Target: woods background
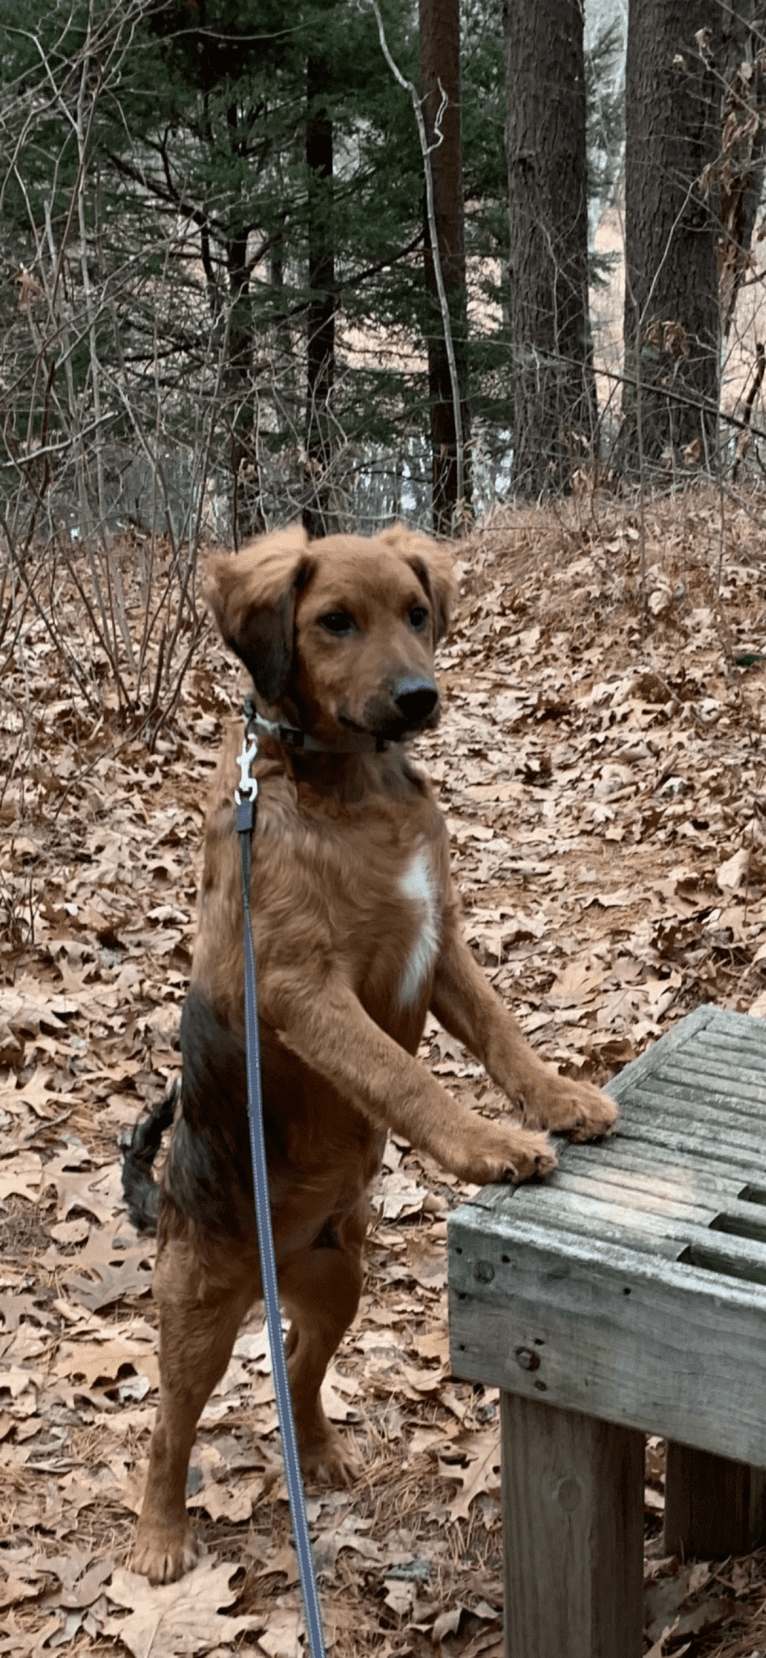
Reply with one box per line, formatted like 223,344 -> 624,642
3,0 -> 766,734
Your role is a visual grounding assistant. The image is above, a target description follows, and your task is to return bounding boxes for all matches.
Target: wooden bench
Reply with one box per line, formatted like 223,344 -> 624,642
447,1004 -> 766,1658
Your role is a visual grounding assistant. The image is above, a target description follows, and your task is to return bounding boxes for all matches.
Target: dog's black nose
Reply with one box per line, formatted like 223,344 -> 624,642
394,677 -> 439,723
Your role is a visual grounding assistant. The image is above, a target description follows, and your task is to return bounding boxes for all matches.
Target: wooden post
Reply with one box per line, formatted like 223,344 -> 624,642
664,1442 -> 766,1557
501,1392 -> 644,1658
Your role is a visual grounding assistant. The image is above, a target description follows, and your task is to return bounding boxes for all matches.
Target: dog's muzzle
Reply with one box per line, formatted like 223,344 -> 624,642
341,676 -> 441,741
393,676 -> 439,726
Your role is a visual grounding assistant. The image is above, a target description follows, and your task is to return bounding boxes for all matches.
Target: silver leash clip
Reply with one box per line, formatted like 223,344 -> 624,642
235,732 -> 258,803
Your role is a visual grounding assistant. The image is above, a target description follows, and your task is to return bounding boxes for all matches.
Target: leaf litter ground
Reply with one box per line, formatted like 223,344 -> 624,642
3,485 -> 766,1658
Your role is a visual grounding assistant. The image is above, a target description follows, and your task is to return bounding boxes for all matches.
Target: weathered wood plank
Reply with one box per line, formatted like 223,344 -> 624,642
449,1213 -> 766,1464
501,1393 -> 644,1658
693,1028 -> 766,1061
613,1107 -> 766,1163
554,1155 -> 746,1209
630,1077 -> 766,1123
554,1137 -> 754,1189
508,1184 -> 713,1240
502,1193 -> 689,1257
664,1053 -> 766,1091
708,1199 -> 766,1245
703,1006 -> 766,1040
619,1103 -> 766,1144
557,1155 -> 736,1201
549,1168 -> 717,1222
613,1116 -> 759,1155
489,1176 -> 766,1265
654,1060 -> 766,1106
468,1116 -> 762,1218
460,1189 -> 766,1279
515,1182 -> 766,1245
664,1443 -> 766,1557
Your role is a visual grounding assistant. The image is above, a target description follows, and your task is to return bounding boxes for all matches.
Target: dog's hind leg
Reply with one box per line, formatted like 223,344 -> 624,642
278,1202 -> 367,1487
133,1232 -> 256,1583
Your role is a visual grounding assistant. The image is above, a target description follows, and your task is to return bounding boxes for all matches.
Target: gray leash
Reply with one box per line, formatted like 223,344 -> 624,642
235,728 -> 327,1658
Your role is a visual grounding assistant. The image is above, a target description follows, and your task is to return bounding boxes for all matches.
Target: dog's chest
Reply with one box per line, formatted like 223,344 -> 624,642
397,845 -> 440,1007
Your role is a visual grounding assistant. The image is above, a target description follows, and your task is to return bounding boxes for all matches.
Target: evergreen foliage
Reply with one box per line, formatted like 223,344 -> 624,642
0,0 -> 637,534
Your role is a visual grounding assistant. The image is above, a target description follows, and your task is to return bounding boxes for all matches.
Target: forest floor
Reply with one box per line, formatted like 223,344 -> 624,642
3,483 -> 766,1658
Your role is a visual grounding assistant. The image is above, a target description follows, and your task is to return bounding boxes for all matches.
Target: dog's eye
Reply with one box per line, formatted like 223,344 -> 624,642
319,610 -> 356,635
408,605 -> 429,632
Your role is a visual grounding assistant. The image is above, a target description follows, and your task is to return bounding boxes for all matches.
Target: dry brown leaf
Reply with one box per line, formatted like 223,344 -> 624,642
0,1574 -> 45,1610
313,1517 -> 381,1575
644,1631 -> 689,1658
0,1151 -> 42,1201
103,1559 -> 261,1658
411,1325 -> 451,1365
188,1474 -> 264,1522
717,848 -> 749,891
375,1167 -> 431,1221
438,1433 -> 501,1521
257,1607 -> 304,1657
382,1577 -> 416,1616
55,1335 -> 159,1391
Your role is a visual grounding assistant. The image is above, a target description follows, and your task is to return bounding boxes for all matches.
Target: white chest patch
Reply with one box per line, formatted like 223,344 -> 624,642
398,846 -> 440,1007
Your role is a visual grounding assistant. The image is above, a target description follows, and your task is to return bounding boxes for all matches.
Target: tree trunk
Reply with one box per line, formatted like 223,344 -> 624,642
304,56 -> 335,539
719,6 -> 766,342
504,0 -> 596,498
228,227 -> 266,545
419,0 -> 469,537
617,1 -> 722,476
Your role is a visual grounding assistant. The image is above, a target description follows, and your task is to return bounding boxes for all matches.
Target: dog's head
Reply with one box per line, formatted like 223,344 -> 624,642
205,524 -> 456,743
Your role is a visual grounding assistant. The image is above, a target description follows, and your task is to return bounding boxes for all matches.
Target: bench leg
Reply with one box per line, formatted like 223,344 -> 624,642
664,1442 -> 766,1558
501,1392 -> 644,1658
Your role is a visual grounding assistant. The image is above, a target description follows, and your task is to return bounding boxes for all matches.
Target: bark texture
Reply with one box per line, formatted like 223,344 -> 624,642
719,7 -> 766,342
304,56 -> 335,538
618,1 -> 722,475
420,0 -> 469,535
228,222 -> 266,545
504,0 -> 596,497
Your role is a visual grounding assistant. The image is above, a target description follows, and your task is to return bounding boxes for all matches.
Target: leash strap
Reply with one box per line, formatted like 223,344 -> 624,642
236,785 -> 327,1658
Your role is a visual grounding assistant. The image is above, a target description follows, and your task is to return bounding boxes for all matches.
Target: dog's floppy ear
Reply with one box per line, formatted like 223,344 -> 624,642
381,526 -> 456,644
205,525 -> 313,703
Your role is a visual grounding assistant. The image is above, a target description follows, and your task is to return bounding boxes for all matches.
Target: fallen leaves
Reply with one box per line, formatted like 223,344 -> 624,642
438,1431 -> 502,1522
104,1559 -> 261,1658
717,847 -> 750,892
0,1150 -> 43,1202
645,1559 -> 735,1656
4,488 -> 766,1657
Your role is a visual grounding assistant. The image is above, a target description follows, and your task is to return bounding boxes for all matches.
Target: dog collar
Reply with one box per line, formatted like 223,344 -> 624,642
245,702 -> 390,755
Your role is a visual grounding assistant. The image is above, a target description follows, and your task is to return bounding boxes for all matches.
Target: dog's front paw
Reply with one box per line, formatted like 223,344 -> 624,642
300,1422 -> 360,1487
451,1121 -> 557,1187
523,1073 -> 617,1142
132,1518 -> 199,1584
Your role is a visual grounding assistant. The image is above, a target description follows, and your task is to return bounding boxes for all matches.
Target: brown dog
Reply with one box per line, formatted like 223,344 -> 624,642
124,524 -> 616,1584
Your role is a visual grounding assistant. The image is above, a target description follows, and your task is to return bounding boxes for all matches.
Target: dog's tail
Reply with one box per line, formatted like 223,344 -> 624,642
121,1079 -> 179,1235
